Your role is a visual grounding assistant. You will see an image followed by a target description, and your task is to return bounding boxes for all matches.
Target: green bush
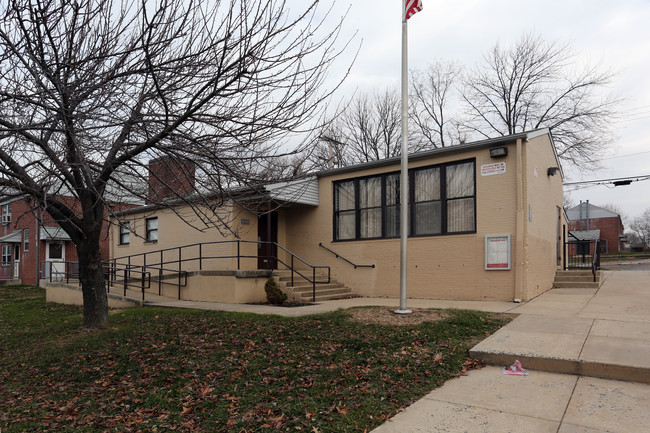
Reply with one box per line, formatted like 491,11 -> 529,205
264,277 -> 287,304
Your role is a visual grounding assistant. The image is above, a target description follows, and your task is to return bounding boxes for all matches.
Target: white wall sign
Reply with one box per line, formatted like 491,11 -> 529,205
481,162 -> 506,176
485,234 -> 511,270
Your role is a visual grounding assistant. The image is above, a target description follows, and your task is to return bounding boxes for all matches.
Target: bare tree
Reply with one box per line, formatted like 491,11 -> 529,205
410,60 -> 464,148
0,0 -> 350,328
629,208 -> 650,250
319,87 -> 432,167
461,33 -> 620,167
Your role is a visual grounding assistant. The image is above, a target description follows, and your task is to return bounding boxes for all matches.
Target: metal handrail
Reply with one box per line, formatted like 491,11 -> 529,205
106,261 -> 181,300
563,238 -> 601,282
111,240 -> 331,302
45,260 -> 153,302
592,240 -> 601,282
318,243 -> 375,269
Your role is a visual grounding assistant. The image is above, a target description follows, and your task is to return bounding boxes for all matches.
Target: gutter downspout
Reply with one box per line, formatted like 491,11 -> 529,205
514,138 -> 525,302
35,207 -> 40,287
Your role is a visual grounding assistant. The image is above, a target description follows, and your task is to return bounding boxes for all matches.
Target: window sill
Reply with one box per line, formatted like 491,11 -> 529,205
333,231 -> 477,242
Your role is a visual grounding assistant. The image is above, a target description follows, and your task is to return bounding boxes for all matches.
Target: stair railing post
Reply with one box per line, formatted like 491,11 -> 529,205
312,267 -> 316,302
141,270 -> 146,300
563,227 -> 566,270
291,255 -> 294,287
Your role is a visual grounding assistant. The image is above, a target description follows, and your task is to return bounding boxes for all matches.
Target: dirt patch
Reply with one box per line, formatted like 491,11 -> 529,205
346,307 -> 451,326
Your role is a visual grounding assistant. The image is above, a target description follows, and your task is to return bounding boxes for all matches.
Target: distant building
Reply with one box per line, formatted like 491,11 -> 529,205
566,202 -> 626,254
0,194 -> 137,286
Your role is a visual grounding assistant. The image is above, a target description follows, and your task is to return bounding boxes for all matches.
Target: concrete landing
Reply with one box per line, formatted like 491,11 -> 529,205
470,315 -> 650,384
471,270 -> 650,384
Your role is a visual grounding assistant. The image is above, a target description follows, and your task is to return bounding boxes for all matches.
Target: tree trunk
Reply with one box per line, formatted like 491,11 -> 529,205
77,233 -> 109,329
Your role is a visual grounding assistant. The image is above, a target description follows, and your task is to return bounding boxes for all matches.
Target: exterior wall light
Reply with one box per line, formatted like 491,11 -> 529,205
547,167 -> 560,176
489,147 -> 508,158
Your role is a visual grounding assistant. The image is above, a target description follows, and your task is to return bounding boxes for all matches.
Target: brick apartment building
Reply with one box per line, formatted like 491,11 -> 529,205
0,194 -> 137,286
0,156 -> 188,287
566,202 -> 626,254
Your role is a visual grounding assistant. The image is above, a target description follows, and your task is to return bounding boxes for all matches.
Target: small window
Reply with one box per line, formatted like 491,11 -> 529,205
1,245 -> 11,263
23,229 -> 29,251
334,182 -> 356,241
119,222 -> 130,245
1,204 -> 11,225
359,177 -> 382,239
146,217 -> 158,242
49,242 -> 63,259
412,167 -> 441,236
445,162 -> 475,233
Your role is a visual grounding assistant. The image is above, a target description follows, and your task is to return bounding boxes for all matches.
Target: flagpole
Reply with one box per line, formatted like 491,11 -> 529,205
395,0 -> 412,315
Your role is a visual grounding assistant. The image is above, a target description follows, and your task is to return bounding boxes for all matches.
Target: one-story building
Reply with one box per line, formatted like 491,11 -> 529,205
110,128 -> 566,303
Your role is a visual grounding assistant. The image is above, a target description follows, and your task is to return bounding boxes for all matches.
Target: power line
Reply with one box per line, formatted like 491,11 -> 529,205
598,149 -> 650,161
563,174 -> 650,187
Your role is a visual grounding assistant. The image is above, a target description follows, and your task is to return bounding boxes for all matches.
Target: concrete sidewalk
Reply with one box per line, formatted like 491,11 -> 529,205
142,294 -> 520,317
471,270 -> 650,383
374,269 -> 650,432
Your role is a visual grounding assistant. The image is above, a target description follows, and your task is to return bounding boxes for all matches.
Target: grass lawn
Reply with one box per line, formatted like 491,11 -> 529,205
0,286 -> 511,432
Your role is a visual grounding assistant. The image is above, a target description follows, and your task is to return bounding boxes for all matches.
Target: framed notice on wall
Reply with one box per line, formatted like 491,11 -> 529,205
485,234 -> 511,270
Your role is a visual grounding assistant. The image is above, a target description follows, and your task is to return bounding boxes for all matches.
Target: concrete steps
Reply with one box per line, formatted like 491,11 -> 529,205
553,270 -> 602,289
272,270 -> 355,302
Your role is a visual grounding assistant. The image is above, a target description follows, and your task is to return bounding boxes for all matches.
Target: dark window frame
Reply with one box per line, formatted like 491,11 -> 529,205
333,158 -> 476,241
145,217 -> 158,243
119,222 -> 130,245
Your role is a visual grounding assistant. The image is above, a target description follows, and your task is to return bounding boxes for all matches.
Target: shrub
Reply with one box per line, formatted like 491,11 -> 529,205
264,277 -> 287,304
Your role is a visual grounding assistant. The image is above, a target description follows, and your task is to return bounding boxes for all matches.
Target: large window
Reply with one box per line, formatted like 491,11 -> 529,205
23,229 -> 29,252
145,217 -> 158,242
333,159 -> 475,241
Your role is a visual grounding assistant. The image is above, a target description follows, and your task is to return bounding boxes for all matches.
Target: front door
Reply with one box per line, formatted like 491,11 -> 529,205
13,244 -> 19,278
46,241 -> 66,281
257,212 -> 278,269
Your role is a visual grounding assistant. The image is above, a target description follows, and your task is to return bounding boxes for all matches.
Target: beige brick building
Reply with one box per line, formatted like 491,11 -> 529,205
110,129 -> 565,303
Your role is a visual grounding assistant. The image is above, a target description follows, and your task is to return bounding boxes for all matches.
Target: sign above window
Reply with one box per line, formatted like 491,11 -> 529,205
480,162 -> 506,177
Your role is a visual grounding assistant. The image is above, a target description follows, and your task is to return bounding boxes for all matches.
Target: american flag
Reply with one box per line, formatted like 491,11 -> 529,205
405,0 -> 423,20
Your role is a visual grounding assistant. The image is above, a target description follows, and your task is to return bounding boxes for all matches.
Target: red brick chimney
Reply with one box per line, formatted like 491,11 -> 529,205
148,156 -> 196,203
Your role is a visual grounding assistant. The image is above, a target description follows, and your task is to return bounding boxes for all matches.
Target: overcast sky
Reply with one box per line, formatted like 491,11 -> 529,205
313,0 -> 650,221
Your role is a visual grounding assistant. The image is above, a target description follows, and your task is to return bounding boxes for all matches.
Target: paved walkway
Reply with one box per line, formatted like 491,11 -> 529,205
374,269 -> 650,432
142,294 -> 519,317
